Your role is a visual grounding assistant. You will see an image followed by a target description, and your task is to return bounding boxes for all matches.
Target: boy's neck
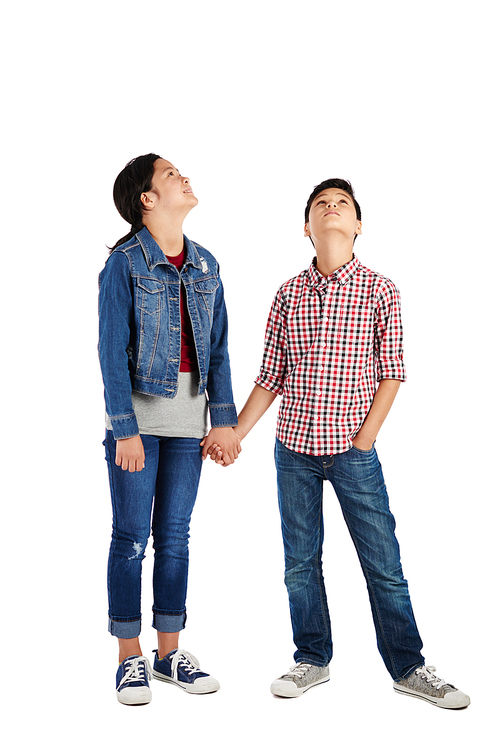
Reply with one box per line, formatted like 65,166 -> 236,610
314,238 -> 354,277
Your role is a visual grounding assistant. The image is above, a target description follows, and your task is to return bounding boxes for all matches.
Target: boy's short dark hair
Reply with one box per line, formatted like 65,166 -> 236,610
305,178 -> 362,245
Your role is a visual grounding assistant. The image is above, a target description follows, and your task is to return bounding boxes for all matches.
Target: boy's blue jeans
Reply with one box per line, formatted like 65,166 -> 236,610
104,431 -> 203,639
275,438 -> 424,681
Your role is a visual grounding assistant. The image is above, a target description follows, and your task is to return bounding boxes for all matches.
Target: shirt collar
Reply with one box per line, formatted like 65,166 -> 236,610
306,254 -> 360,291
136,226 -> 203,271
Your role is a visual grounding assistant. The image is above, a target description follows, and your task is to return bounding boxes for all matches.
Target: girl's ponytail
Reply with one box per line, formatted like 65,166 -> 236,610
109,226 -> 143,252
108,154 -> 161,252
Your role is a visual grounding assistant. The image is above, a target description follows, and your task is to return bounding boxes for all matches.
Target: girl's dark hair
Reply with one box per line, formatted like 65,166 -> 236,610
110,153 -> 162,251
304,178 -> 362,245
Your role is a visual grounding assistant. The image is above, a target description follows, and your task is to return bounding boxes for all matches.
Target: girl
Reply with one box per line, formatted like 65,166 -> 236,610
98,154 -> 240,705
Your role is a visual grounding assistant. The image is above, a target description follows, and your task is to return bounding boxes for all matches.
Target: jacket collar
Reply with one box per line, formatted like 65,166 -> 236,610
136,226 -> 203,271
306,254 -> 360,291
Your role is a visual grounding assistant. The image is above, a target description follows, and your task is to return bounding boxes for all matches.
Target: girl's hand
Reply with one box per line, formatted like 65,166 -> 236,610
116,435 -> 145,472
205,443 -> 224,463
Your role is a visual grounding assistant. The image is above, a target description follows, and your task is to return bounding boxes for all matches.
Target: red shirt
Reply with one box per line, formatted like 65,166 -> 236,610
168,248 -> 198,373
255,255 -> 406,456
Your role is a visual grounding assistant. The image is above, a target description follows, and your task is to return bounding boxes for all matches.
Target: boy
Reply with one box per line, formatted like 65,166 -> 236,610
204,178 -> 469,709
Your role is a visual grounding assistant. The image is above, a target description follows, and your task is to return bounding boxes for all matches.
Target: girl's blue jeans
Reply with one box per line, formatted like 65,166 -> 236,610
275,438 -> 425,681
104,431 -> 203,639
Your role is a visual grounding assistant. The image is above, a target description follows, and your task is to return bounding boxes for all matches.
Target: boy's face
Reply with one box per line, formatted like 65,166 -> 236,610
304,188 -> 362,247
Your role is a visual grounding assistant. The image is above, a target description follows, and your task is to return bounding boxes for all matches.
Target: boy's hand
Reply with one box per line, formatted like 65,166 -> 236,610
351,431 -> 374,451
200,427 -> 241,466
116,435 -> 145,472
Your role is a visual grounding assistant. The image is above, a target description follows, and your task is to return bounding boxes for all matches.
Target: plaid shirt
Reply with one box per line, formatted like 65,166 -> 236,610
255,255 -> 406,456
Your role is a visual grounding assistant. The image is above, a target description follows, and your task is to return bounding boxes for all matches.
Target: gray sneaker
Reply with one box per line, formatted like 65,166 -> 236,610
270,662 -> 330,697
394,665 -> 470,709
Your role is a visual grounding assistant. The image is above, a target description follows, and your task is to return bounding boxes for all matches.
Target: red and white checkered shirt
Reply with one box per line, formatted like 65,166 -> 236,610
255,255 -> 406,456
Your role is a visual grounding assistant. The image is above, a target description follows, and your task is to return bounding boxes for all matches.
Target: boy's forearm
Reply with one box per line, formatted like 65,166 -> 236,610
235,385 -> 278,440
353,379 -> 401,449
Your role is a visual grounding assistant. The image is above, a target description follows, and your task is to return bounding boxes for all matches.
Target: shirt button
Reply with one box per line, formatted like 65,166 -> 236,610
316,390 -> 322,396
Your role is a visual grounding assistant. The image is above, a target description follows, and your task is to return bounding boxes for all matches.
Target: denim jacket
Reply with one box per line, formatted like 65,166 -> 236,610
98,227 -> 237,439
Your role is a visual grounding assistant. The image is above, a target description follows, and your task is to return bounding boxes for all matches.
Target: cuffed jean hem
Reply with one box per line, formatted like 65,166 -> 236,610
108,617 -> 141,639
295,656 -> 330,668
152,610 -> 187,633
394,660 -> 426,682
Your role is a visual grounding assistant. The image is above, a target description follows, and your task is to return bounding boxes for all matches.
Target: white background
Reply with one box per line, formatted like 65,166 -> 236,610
3,1 -> 498,746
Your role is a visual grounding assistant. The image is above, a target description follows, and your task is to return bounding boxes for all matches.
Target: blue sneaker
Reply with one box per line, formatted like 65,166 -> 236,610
116,655 -> 152,705
152,649 -> 220,694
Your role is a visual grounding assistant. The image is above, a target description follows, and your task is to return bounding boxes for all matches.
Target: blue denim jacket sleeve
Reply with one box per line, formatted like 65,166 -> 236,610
206,272 -> 238,428
98,252 -> 140,440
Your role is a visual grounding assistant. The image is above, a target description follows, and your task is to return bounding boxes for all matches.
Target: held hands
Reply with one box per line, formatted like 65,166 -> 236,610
200,427 -> 242,467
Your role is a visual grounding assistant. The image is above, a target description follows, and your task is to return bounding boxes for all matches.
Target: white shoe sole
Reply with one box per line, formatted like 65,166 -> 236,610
394,684 -> 470,709
270,676 -> 330,698
152,670 -> 220,694
117,686 -> 152,705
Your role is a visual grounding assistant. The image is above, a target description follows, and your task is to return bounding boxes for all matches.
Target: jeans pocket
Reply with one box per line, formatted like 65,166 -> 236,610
351,444 -> 374,454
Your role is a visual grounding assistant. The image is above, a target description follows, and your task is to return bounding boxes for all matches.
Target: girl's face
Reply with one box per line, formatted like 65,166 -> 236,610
141,158 -> 198,216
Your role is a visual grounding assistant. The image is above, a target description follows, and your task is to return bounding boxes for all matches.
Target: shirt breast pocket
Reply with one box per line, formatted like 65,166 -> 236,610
342,304 -> 374,334
135,277 -> 166,315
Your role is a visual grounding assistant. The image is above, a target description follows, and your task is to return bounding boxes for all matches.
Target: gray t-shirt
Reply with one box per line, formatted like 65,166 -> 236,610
106,370 -> 208,438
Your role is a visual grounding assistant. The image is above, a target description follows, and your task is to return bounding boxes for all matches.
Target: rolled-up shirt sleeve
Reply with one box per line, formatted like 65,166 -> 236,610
255,290 -> 287,395
375,280 -> 407,382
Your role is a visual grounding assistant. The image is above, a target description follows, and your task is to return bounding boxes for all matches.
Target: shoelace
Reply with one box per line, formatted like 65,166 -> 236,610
284,662 -> 314,679
118,656 -> 152,690
170,650 -> 203,682
414,665 -> 447,690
